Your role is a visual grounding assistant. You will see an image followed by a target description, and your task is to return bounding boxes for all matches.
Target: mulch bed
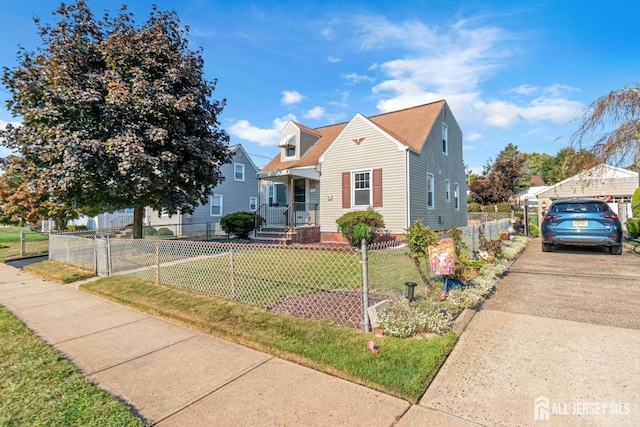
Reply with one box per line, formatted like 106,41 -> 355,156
270,290 -> 385,329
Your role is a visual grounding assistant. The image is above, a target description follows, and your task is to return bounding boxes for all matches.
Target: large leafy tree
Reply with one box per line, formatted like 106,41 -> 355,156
1,1 -> 231,238
0,156 -> 79,229
571,85 -> 640,176
470,143 -> 527,205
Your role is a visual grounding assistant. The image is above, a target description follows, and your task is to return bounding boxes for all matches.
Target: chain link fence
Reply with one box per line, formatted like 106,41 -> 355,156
49,218 -> 514,331
0,230 -> 50,260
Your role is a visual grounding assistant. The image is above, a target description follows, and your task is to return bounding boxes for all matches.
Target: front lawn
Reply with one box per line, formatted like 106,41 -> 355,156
81,276 -> 457,403
24,260 -> 95,284
0,226 -> 49,261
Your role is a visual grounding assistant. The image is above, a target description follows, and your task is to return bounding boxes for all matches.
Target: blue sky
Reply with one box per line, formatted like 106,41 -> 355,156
1,1 -> 639,173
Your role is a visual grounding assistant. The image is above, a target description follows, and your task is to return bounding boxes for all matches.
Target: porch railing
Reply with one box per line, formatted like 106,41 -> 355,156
256,202 -> 319,234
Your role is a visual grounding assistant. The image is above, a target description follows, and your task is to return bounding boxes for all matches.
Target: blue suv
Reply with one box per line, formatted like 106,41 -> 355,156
541,198 -> 623,255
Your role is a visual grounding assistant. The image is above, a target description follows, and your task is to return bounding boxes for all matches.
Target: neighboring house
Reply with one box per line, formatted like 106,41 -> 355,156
145,144 -> 259,237
43,209 -> 134,231
536,164 -> 639,222
257,100 -> 468,244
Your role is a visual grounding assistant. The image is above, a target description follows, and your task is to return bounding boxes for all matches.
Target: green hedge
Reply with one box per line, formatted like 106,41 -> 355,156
627,219 -> 640,237
157,227 -> 174,236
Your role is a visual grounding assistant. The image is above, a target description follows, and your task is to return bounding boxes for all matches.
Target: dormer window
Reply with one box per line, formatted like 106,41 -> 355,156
278,134 -> 297,158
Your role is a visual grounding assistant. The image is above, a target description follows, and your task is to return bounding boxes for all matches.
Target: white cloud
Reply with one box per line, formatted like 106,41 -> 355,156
327,56 -> 341,63
341,72 -> 375,85
281,91 -> 303,105
303,106 -> 325,119
467,132 -> 483,142
228,114 -> 297,147
510,84 -> 539,95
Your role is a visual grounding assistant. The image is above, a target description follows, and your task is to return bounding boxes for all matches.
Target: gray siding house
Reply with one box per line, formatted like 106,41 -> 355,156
257,100 -> 468,244
146,144 -> 259,236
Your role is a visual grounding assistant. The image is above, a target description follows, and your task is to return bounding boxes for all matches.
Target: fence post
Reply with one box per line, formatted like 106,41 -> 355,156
155,241 -> 160,285
20,231 -> 25,257
93,237 -> 98,275
361,239 -> 371,333
105,237 -> 112,277
229,245 -> 237,301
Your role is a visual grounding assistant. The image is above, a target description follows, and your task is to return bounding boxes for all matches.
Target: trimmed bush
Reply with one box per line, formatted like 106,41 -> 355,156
467,202 -> 482,212
157,227 -> 174,236
335,208 -> 385,247
220,211 -> 256,239
627,219 -> 640,237
632,187 -> 640,218
144,226 -> 158,236
67,225 -> 87,231
529,223 -> 539,238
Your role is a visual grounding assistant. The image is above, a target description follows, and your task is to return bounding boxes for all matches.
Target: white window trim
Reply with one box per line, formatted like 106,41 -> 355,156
427,173 -> 435,210
249,196 -> 257,211
210,195 -> 223,216
454,182 -> 460,211
442,122 -> 448,156
234,163 -> 245,182
445,179 -> 451,202
352,169 -> 372,208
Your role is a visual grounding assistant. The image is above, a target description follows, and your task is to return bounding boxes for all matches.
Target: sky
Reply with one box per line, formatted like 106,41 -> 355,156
1,0 -> 639,174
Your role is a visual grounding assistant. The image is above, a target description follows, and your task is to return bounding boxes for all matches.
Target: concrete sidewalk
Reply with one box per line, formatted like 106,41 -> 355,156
1,263 -> 467,426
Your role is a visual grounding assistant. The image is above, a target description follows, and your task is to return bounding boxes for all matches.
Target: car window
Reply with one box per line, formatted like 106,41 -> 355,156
553,202 -> 608,213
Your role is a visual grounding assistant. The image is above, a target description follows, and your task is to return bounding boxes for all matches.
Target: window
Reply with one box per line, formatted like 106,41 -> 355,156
286,146 -> 296,157
442,122 -> 448,155
249,197 -> 257,211
268,183 -> 287,206
234,163 -> 245,181
353,170 -> 371,206
210,195 -> 223,216
454,183 -> 460,211
427,173 -> 435,209
445,180 -> 451,202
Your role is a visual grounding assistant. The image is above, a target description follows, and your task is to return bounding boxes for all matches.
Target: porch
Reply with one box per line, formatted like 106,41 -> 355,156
255,167 -> 322,244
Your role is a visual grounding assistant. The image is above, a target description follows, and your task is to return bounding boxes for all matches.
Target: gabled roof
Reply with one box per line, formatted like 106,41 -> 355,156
260,100 -> 446,173
536,164 -> 639,198
228,143 -> 259,172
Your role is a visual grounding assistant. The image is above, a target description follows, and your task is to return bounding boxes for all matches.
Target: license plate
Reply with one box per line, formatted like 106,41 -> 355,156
573,220 -> 588,227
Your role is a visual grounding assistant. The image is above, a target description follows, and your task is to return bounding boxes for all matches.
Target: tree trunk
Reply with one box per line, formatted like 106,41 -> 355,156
133,206 -> 144,239
54,217 -> 67,231
411,257 -> 432,290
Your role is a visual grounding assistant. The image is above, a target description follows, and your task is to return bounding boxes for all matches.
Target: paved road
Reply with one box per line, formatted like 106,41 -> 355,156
412,241 -> 640,426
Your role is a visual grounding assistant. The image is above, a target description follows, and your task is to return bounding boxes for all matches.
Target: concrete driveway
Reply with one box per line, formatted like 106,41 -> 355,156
408,241 -> 640,426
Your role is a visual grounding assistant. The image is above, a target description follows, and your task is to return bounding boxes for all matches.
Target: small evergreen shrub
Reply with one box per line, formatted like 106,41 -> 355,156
529,223 -> 539,238
335,208 -> 385,247
157,227 -> 174,236
626,219 -> 640,237
67,225 -> 87,231
632,187 -> 640,218
144,226 -> 158,236
220,211 -> 256,239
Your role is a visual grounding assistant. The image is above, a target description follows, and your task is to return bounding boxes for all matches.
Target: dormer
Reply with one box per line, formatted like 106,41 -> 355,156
278,133 -> 298,160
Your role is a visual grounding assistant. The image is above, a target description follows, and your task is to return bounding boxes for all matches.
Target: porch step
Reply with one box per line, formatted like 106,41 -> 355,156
251,228 -> 297,245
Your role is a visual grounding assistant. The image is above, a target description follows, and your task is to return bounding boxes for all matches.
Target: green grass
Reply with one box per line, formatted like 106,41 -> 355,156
0,306 -> 144,426
24,260 -> 95,284
0,226 -> 49,261
81,276 -> 458,403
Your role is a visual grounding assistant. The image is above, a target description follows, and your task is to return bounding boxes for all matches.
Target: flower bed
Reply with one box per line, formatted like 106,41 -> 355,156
377,236 -> 528,338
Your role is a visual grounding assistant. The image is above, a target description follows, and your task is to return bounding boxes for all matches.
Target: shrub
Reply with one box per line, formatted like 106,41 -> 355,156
627,219 -> 640,237
67,225 -> 87,231
220,211 -> 256,239
632,187 -> 640,218
144,226 -> 158,236
335,208 -> 385,247
467,202 -> 482,212
529,223 -> 539,238
157,227 -> 174,236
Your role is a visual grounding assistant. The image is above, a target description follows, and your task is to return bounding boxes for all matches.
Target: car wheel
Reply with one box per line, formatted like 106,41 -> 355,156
610,245 -> 622,255
542,242 -> 552,252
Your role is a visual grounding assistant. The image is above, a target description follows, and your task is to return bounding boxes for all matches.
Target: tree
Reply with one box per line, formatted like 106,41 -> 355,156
0,156 -> 79,229
571,85 -> 640,179
469,143 -> 527,205
1,1 -> 231,238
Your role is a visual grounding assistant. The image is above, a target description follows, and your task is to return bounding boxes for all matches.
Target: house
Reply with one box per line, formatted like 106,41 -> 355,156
43,209 -> 134,231
536,164 -> 639,222
257,100 -> 468,244
145,144 -> 259,237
